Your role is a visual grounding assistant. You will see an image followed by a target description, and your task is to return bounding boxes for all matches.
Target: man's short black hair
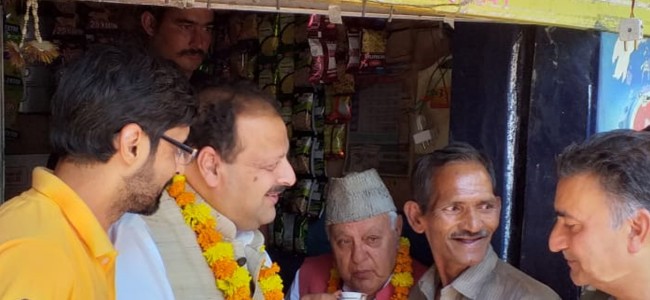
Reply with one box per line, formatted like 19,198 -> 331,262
187,81 -> 280,163
50,45 -> 197,163
557,129 -> 650,226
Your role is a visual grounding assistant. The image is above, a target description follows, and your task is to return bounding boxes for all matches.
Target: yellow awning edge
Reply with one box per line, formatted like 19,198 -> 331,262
91,0 -> 650,36
370,0 -> 650,36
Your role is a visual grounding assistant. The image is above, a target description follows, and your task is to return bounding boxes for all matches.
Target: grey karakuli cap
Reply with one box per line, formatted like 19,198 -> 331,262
326,168 -> 396,225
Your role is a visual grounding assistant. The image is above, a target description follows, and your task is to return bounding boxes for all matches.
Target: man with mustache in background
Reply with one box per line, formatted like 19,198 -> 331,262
44,7 -> 214,172
403,143 -> 559,299
112,82 -> 296,299
140,6 -> 214,87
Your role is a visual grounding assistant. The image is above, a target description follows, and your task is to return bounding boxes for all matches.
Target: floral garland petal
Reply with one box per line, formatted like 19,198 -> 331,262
391,272 -> 414,287
166,175 -> 284,300
204,242 -> 235,265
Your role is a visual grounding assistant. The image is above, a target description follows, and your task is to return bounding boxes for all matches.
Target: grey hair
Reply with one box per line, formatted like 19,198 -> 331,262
388,211 -> 398,231
557,130 -> 650,227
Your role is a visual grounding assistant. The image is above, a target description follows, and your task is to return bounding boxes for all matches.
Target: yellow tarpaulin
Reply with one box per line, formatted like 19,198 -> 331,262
358,0 -> 650,35
106,0 -> 650,35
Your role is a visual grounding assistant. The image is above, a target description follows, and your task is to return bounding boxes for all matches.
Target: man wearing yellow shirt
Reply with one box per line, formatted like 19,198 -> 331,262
0,45 -> 197,299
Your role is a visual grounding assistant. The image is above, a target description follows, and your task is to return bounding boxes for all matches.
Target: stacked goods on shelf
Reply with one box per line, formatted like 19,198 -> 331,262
214,13 -> 392,255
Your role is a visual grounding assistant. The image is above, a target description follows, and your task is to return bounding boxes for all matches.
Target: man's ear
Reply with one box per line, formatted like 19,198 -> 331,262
628,208 -> 650,253
141,11 -> 157,37
196,146 -> 222,188
404,200 -> 426,234
114,123 -> 148,167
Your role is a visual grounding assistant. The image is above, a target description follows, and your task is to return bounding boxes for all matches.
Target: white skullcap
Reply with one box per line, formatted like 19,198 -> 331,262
326,169 -> 396,225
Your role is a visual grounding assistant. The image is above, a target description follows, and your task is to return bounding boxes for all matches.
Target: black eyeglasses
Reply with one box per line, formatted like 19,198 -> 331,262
161,135 -> 198,165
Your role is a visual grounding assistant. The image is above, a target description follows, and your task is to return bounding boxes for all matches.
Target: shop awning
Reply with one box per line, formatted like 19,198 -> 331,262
84,0 -> 650,35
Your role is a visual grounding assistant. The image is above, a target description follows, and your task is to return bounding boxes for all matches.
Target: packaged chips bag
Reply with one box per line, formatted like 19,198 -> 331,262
324,124 -> 347,159
360,29 -> 387,72
258,14 -> 279,61
347,28 -> 361,72
290,136 -> 313,175
308,15 -> 337,84
292,93 -> 314,132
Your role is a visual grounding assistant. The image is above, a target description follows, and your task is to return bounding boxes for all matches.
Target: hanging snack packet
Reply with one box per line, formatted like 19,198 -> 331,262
331,75 -> 355,95
280,99 -> 292,124
321,18 -> 338,83
313,92 -> 326,134
307,180 -> 326,218
279,14 -> 295,51
294,48 -> 312,88
360,29 -> 387,72
294,216 -> 309,253
332,63 -> 356,94
258,63 -> 277,97
292,93 -> 314,132
290,136 -> 313,175
277,54 -> 295,96
324,124 -> 345,158
294,14 -> 309,45
282,212 -> 296,252
280,100 -> 293,139
308,15 -> 337,84
311,138 -> 326,177
333,124 -> 347,158
240,13 -> 259,41
324,125 -> 333,157
307,15 -> 324,84
346,28 -> 361,72
4,3 -> 23,71
290,179 -> 313,215
52,2 -> 84,36
229,39 -> 258,80
258,13 -> 279,61
323,36 -> 338,83
325,94 -> 352,123
307,38 -> 324,84
86,6 -> 118,30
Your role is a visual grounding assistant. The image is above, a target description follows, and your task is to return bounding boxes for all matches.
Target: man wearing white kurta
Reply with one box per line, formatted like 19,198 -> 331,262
111,83 -> 296,299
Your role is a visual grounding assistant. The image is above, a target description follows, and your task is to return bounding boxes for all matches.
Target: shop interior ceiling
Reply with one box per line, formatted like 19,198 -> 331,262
67,0 -> 650,35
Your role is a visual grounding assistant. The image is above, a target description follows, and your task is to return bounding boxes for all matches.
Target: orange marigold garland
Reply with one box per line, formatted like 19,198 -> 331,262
167,174 -> 284,299
259,262 -> 284,300
327,237 -> 414,300
327,268 -> 340,293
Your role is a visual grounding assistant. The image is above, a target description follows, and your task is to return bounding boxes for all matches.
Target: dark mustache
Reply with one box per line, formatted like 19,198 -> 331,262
178,49 -> 206,57
450,229 -> 489,239
267,186 -> 287,194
